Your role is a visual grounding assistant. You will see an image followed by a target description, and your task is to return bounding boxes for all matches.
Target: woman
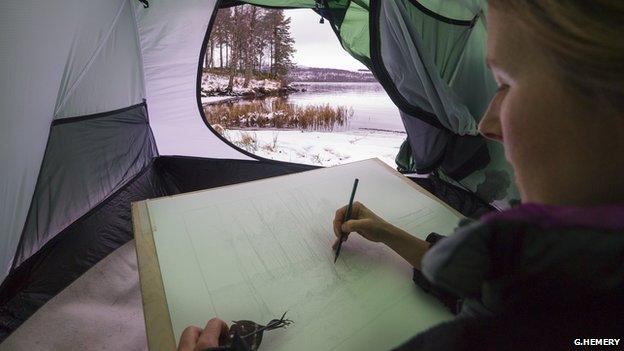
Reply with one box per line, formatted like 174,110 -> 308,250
179,1 -> 624,350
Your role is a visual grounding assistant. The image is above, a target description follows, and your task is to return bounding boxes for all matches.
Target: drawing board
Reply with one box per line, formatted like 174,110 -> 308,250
140,158 -> 462,350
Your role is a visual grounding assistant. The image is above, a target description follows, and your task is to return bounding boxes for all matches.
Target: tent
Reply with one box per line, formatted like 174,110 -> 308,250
0,0 -> 519,344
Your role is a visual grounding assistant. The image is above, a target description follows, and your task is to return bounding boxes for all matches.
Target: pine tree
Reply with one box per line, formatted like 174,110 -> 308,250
208,5 -> 295,87
266,11 -> 295,82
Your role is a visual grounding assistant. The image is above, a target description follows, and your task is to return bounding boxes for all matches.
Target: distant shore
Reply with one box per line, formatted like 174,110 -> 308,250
201,66 -> 376,100
200,73 -> 300,99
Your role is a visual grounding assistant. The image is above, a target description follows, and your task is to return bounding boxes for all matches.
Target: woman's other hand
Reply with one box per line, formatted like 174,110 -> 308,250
332,202 -> 393,248
178,318 -> 230,351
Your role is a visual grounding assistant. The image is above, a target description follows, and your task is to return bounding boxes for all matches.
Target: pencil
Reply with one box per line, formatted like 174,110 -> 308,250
334,178 -> 359,263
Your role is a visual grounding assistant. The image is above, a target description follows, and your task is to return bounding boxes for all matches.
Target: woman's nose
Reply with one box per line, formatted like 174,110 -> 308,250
478,97 -> 503,142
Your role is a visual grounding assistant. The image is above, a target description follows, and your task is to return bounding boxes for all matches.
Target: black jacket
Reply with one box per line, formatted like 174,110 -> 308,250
393,203 -> 624,350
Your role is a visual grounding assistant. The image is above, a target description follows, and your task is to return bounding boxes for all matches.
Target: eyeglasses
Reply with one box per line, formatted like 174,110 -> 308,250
228,311 -> 293,351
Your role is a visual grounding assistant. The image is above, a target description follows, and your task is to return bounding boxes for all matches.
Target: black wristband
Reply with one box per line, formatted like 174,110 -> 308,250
426,232 -> 446,247
414,232 -> 459,314
412,268 -> 461,314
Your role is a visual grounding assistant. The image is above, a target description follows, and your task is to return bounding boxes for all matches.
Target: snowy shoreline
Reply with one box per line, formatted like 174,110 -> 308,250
220,128 -> 405,167
201,96 -> 240,105
200,73 -> 297,99
201,76 -> 407,168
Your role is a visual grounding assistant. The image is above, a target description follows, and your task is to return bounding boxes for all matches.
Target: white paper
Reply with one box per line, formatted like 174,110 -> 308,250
147,159 -> 460,350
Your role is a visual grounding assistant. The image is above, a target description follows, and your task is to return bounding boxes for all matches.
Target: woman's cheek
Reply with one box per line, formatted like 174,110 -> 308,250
505,92 -> 554,178
499,91 -> 534,171
498,95 -> 517,164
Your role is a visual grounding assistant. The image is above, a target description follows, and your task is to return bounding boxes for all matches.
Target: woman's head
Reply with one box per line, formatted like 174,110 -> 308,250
478,1 -> 624,206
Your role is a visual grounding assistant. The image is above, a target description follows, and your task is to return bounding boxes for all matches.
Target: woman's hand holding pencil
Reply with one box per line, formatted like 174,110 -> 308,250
332,202 -> 432,270
332,202 -> 396,248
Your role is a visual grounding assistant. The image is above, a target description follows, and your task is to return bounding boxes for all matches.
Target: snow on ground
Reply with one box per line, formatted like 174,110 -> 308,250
220,128 -> 406,167
200,96 -> 236,104
201,73 -> 406,168
201,74 -> 281,96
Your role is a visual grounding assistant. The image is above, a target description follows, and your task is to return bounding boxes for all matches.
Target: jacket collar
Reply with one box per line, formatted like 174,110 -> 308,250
481,202 -> 624,231
422,203 -> 624,314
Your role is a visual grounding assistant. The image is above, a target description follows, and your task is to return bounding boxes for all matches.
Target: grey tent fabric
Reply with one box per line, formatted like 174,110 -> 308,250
54,0 -> 145,119
400,110 -> 490,180
377,0 -> 478,135
374,0 -> 518,206
0,0 -> 252,278
0,0 -> 147,281
400,111 -> 448,173
445,11 -> 497,124
13,104 -> 158,268
378,0 -> 495,124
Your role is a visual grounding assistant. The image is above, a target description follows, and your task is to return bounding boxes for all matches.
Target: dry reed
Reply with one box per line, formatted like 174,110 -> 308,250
204,99 -> 353,131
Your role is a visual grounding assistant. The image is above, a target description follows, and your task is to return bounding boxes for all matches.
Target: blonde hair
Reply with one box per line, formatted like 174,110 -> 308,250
489,0 -> 624,110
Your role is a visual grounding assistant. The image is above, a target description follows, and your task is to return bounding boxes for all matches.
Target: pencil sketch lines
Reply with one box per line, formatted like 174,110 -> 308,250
182,209 -> 218,316
150,160 -> 459,349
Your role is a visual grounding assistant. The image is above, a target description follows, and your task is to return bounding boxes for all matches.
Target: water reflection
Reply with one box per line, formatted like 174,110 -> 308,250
207,82 -> 405,133
202,82 -> 406,167
289,82 -> 404,132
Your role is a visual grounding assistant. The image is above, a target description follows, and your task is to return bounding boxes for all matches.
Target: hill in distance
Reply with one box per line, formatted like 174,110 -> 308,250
288,66 -> 377,83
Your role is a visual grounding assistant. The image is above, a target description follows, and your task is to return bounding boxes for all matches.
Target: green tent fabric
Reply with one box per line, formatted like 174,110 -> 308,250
335,1 -> 371,65
375,0 -> 478,134
224,0 -> 316,7
223,0 -> 519,207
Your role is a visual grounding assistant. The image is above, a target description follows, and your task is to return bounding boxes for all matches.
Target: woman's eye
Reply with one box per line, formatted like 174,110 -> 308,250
496,84 -> 509,92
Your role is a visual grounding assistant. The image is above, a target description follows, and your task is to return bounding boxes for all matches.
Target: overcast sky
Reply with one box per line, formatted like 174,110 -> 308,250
286,9 -> 367,71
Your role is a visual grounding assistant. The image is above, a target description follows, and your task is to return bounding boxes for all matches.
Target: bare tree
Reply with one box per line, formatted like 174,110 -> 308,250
243,6 -> 257,87
227,6 -> 241,91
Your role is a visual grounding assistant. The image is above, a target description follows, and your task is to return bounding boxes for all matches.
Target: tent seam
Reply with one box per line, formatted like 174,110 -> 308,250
54,0 -> 129,118
129,0 -> 149,107
128,2 -> 158,156
405,0 -> 475,26
52,101 -> 147,126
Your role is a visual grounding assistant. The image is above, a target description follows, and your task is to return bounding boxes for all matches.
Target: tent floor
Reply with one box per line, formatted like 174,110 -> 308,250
0,156 -> 492,342
0,241 -> 146,351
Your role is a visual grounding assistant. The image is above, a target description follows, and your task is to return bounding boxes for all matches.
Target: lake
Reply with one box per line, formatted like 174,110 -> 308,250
289,82 -> 404,133
202,80 -> 407,167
